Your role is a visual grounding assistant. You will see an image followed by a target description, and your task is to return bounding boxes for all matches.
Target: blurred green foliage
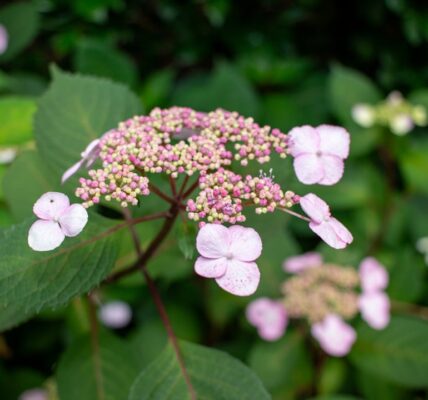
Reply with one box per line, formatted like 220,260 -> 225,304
0,0 -> 428,399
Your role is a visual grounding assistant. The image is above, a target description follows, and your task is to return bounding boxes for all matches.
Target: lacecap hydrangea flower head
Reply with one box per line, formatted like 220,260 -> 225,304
247,253 -> 390,356
29,106 -> 353,297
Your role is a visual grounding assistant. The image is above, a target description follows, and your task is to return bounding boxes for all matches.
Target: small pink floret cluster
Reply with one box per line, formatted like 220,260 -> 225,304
247,253 -> 390,357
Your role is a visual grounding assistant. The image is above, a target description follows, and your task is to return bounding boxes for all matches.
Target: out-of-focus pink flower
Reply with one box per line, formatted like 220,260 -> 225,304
283,252 -> 323,273
311,314 -> 356,357
300,193 -> 353,249
359,291 -> 390,330
99,301 -> 132,329
288,125 -> 350,185
195,224 -> 262,296
19,388 -> 48,400
0,24 -> 8,55
62,138 -> 102,183
28,192 -> 88,251
246,298 -> 288,341
359,257 -> 388,293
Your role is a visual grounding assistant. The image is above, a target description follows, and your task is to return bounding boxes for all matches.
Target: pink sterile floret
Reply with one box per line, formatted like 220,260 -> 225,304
311,314 -> 356,357
28,192 -> 88,252
246,298 -> 288,341
195,223 -> 262,296
283,251 -> 323,273
359,257 -> 388,293
358,291 -> 390,330
288,125 -> 350,185
299,193 -> 353,249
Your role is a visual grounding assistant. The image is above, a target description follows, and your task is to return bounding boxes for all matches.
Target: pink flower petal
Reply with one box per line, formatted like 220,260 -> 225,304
19,388 -> 48,400
318,155 -> 344,186
0,25 -> 8,55
359,257 -> 388,293
28,220 -> 65,251
82,139 -> 101,158
317,125 -> 350,159
33,192 -> 70,221
246,298 -> 288,341
228,225 -> 262,262
311,314 -> 356,357
99,301 -> 132,329
62,160 -> 84,183
359,291 -> 390,330
293,154 -> 324,185
215,259 -> 260,296
196,224 -> 230,258
283,252 -> 323,273
299,193 -> 330,223
309,219 -> 352,250
195,256 -> 228,278
58,204 -> 88,237
288,125 -> 320,157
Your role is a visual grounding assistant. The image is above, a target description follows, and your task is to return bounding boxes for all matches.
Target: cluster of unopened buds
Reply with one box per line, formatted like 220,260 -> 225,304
247,253 -> 390,356
352,91 -> 427,135
28,106 -> 355,298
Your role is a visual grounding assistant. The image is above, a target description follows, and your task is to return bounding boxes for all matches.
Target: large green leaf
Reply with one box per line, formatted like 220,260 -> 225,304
0,96 -> 36,145
0,2 -> 40,62
172,62 -> 260,117
0,216 -> 118,331
57,333 -> 140,400
3,150 -> 59,221
248,331 -> 313,392
129,341 -> 270,400
74,39 -> 138,87
34,67 -> 142,174
329,65 -> 382,125
350,316 -> 428,388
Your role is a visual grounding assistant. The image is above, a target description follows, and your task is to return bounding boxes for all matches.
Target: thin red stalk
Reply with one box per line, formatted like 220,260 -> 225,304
149,183 -> 176,204
182,179 -> 199,199
123,207 -> 196,399
169,176 -> 177,198
278,207 -> 311,222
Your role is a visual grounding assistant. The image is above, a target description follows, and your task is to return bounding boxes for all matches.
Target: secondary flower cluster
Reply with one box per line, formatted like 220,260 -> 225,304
247,253 -> 390,356
187,168 -> 298,225
352,91 -> 427,135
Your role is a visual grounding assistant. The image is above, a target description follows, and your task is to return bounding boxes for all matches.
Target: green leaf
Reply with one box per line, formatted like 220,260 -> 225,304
0,96 -> 36,145
3,150 -> 58,221
34,67 -> 142,174
248,331 -> 313,392
129,340 -> 270,400
74,39 -> 138,87
387,246 -> 426,302
57,332 -> 140,400
356,370 -> 410,400
0,2 -> 40,62
0,215 -> 118,331
140,69 -> 174,110
329,65 -> 382,125
399,136 -> 428,195
172,62 -> 260,117
350,316 -> 428,388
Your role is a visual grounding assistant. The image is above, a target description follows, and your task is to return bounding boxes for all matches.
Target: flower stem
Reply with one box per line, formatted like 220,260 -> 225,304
278,207 -> 311,222
149,183 -> 176,204
123,206 -> 197,399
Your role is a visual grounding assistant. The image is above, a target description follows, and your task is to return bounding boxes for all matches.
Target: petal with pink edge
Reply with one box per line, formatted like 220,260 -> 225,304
318,155 -> 344,186
283,252 -> 323,273
299,193 -> 330,223
216,260 -> 260,296
33,192 -> 70,220
196,224 -> 230,258
288,125 -> 320,157
61,159 -> 84,183
330,217 -> 353,245
359,257 -> 388,293
228,225 -> 262,262
194,256 -> 228,278
293,154 -> 324,185
28,220 -> 65,251
311,314 -> 356,357
59,204 -> 88,237
317,125 -> 350,159
309,219 -> 352,249
359,291 -> 390,330
259,324 -> 286,341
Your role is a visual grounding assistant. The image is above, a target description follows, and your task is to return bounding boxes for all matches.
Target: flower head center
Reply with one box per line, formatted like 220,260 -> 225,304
226,252 -> 234,260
